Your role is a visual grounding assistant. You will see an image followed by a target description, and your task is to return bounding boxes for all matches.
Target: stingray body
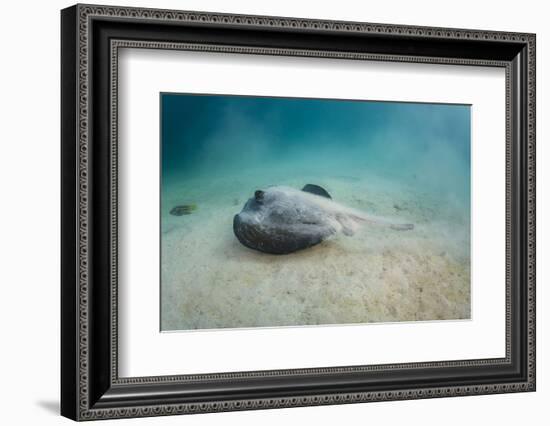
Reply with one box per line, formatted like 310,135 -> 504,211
233,184 -> 413,254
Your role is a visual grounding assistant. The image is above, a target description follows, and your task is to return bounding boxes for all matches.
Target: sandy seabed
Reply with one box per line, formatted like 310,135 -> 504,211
160,170 -> 471,331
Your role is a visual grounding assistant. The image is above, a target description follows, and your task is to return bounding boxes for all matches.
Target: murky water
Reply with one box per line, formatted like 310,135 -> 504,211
160,94 -> 471,331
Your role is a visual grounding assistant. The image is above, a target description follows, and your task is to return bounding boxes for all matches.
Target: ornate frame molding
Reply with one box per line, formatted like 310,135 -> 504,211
61,4 -> 535,421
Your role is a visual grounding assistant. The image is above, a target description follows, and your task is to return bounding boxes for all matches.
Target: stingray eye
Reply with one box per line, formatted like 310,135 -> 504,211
254,190 -> 265,201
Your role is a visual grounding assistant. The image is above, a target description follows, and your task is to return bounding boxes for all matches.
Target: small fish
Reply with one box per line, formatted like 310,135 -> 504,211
170,204 -> 197,216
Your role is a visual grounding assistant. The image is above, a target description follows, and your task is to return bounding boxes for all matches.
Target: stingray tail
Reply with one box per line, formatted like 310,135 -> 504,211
389,223 -> 415,231
350,213 -> 414,231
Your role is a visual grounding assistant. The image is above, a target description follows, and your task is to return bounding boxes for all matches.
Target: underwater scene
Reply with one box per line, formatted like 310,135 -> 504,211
160,93 -> 471,331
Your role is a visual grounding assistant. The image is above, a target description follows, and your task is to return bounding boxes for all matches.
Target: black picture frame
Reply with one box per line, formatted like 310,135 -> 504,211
61,3 -> 536,421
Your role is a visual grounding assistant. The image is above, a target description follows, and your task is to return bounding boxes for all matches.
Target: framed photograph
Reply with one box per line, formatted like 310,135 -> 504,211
61,4 -> 536,421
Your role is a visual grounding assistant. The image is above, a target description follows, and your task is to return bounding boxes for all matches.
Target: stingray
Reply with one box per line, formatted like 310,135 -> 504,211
233,184 -> 414,254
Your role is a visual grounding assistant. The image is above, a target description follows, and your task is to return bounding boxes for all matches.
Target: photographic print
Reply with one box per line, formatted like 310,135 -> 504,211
160,93 -> 471,331
61,7 -> 536,417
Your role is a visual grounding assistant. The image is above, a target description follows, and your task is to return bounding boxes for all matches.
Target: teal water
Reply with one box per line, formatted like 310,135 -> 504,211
162,94 -> 470,203
160,93 -> 471,331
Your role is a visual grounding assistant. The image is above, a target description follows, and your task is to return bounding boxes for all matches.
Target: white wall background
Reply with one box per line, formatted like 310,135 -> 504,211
0,0 -> 546,424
